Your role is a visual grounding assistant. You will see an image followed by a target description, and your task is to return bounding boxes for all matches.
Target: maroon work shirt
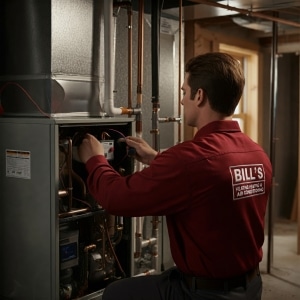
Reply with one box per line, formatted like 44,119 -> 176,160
85,120 -> 272,278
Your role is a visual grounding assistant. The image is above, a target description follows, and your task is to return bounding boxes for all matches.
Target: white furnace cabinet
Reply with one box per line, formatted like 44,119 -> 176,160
0,117 -> 135,300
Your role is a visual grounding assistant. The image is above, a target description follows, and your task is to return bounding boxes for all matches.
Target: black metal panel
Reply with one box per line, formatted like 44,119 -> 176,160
0,0 -> 51,76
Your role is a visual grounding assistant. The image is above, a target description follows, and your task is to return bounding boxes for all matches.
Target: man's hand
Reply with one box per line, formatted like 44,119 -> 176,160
78,134 -> 104,164
125,136 -> 158,165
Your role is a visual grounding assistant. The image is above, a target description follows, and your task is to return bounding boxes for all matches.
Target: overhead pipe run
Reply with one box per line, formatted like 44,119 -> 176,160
191,0 -> 300,28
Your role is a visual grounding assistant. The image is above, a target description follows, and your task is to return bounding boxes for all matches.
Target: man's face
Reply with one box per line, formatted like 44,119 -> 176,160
181,73 -> 198,128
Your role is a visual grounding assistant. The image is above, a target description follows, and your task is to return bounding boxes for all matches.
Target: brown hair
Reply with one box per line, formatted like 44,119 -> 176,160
185,52 -> 245,116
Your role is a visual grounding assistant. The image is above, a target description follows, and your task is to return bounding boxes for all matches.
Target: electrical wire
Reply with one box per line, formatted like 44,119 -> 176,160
0,82 -> 51,118
104,218 -> 127,278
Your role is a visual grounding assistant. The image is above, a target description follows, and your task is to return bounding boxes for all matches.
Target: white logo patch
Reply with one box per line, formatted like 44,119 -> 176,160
229,164 -> 265,200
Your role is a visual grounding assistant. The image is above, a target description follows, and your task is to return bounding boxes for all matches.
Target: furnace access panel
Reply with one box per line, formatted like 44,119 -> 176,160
0,117 -> 135,300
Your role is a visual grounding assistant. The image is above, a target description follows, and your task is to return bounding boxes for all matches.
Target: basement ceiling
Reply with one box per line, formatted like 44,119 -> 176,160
161,0 -> 300,35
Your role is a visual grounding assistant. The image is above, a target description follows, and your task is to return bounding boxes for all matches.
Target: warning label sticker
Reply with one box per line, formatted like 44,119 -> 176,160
6,149 -> 31,179
229,164 -> 265,200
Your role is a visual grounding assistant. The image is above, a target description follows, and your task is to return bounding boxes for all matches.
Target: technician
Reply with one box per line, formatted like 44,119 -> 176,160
78,52 -> 272,300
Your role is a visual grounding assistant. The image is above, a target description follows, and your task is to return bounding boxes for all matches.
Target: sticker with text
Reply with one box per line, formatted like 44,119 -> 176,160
229,164 -> 265,200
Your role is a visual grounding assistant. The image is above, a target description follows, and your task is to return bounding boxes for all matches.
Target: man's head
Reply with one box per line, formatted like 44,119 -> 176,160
184,52 -> 245,117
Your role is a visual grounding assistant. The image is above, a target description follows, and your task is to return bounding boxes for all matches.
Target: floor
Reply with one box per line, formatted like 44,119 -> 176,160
261,220 -> 300,299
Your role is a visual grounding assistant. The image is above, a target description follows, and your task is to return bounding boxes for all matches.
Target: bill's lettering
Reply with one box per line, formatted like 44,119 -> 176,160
229,164 -> 265,200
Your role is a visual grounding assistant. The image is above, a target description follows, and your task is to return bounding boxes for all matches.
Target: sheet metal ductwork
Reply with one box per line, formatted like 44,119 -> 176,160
0,0 -> 102,116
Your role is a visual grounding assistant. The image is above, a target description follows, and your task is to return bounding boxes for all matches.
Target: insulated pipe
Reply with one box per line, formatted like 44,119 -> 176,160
103,0 -> 133,116
267,18 -> 279,274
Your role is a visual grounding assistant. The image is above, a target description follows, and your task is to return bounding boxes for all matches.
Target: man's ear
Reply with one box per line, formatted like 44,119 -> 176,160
195,88 -> 206,107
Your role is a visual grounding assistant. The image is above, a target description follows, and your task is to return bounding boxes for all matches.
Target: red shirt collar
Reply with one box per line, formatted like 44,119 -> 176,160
194,120 -> 241,139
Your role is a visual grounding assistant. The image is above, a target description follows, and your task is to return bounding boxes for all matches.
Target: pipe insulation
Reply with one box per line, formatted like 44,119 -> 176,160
103,0 -> 123,116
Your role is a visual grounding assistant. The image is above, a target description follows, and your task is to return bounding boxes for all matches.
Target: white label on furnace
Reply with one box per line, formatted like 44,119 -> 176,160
6,149 -> 31,179
229,164 -> 265,200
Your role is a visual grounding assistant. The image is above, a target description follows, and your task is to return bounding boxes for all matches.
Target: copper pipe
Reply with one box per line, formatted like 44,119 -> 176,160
84,244 -> 96,253
58,208 -> 89,218
134,269 -> 156,276
133,1 -> 145,267
83,244 -> 96,289
107,214 -> 116,237
191,0 -> 300,28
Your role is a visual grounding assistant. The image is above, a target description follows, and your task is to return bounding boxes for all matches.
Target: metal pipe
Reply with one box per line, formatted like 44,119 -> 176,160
159,117 -> 181,123
58,190 -> 68,197
127,3 -> 133,109
134,269 -> 156,276
177,0 -> 183,144
104,0 -> 140,116
134,217 -> 143,259
67,138 -> 73,211
58,208 -> 89,218
191,0 -> 300,28
141,237 -> 157,248
151,0 -> 162,152
84,244 -> 97,287
103,0 -> 123,116
151,216 -> 159,272
133,0 -> 145,268
267,16 -> 279,274
135,0 -> 144,138
104,0 -> 120,115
